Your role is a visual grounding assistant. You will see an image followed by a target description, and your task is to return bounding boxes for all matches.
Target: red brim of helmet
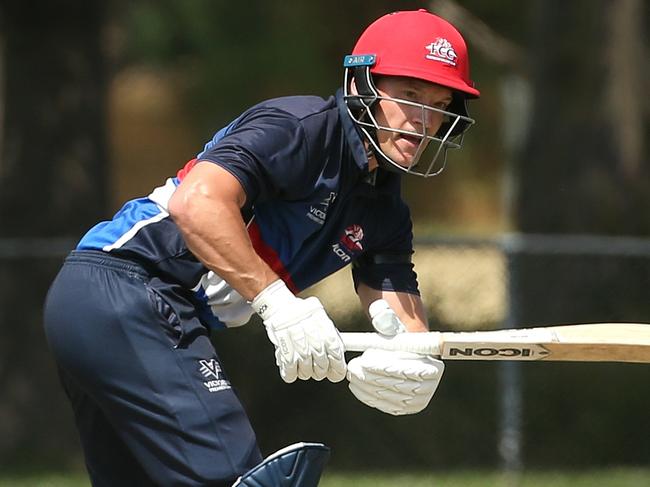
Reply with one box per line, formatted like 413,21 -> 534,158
370,65 -> 480,99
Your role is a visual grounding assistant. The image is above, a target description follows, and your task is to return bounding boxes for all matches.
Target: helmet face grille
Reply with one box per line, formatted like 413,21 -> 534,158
343,65 -> 475,178
342,10 -> 478,178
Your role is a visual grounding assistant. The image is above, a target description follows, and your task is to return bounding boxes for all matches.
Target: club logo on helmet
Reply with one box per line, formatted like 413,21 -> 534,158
425,38 -> 458,66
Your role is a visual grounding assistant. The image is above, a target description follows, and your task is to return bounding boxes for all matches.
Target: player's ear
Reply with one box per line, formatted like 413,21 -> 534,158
349,77 -> 359,95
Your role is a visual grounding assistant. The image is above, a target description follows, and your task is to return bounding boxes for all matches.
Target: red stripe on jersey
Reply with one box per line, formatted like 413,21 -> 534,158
176,159 -> 198,181
248,222 -> 299,294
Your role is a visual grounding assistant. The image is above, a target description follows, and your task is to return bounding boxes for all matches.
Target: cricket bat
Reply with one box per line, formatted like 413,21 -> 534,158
340,323 -> 650,363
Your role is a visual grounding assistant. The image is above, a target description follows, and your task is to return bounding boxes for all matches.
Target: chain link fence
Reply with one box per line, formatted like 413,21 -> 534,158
1,234 -> 649,471
311,236 -> 507,331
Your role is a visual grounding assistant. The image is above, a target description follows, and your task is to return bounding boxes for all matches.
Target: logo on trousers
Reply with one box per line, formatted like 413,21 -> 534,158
199,359 -> 231,392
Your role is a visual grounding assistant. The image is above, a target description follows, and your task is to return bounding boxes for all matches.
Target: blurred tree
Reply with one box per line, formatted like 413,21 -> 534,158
505,0 -> 650,324
0,0 -> 111,468
508,1 -> 650,468
119,0 -> 425,132
517,0 -> 649,235
0,0 -> 110,236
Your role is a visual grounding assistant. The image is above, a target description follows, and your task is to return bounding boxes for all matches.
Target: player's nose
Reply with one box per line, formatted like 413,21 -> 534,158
411,106 -> 440,135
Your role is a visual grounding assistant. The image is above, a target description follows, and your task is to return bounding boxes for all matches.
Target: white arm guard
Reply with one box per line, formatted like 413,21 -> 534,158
251,280 -> 346,383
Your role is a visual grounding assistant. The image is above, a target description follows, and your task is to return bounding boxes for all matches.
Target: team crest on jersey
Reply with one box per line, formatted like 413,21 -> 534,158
332,224 -> 364,263
425,38 -> 458,66
341,225 -> 364,251
199,359 -> 231,393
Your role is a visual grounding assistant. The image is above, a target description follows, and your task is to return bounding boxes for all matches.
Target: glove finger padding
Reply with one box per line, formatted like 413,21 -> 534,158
255,285 -> 346,384
347,349 -> 444,415
299,308 -> 333,382
265,327 -> 299,383
322,326 -> 346,383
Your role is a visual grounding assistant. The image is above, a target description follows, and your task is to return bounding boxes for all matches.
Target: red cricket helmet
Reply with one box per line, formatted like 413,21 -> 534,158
343,10 -> 479,178
352,9 -> 480,98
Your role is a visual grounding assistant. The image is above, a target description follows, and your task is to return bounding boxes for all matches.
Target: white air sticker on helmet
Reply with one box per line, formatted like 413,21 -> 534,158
425,38 -> 457,66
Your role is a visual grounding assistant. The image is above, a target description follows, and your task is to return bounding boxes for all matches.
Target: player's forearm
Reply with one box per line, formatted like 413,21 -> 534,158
168,164 -> 278,301
179,202 -> 276,300
357,285 -> 429,332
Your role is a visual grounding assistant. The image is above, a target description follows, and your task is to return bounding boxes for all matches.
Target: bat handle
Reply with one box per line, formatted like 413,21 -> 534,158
340,331 -> 442,356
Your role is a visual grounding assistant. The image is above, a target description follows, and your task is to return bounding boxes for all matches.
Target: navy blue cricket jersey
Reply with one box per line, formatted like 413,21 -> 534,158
78,90 -> 419,329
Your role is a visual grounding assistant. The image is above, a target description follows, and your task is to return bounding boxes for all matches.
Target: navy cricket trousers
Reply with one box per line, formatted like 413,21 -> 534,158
43,251 -> 262,486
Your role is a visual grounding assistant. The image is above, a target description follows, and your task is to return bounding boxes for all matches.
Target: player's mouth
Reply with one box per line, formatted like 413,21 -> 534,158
397,134 -> 423,154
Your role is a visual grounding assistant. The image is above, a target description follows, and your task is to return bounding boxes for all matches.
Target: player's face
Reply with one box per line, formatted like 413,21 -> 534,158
373,76 -> 453,168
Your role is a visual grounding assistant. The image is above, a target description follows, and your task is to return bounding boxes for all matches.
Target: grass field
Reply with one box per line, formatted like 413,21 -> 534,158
1,469 -> 648,487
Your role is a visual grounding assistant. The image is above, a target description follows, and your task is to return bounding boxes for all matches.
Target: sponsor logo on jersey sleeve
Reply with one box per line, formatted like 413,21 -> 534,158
332,224 -> 364,263
307,192 -> 337,225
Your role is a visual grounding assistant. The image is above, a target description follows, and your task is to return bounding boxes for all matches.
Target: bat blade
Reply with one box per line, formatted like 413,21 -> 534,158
340,323 -> 650,363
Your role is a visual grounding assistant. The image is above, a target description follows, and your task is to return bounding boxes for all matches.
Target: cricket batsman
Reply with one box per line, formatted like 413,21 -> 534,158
44,9 -> 479,486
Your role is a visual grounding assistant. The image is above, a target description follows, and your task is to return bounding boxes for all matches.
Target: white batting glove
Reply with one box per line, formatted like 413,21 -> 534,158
347,349 -> 444,415
347,300 -> 445,415
251,280 -> 346,383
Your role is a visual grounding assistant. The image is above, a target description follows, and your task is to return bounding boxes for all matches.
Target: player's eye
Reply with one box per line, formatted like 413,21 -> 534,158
402,90 -> 419,101
432,99 -> 452,111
